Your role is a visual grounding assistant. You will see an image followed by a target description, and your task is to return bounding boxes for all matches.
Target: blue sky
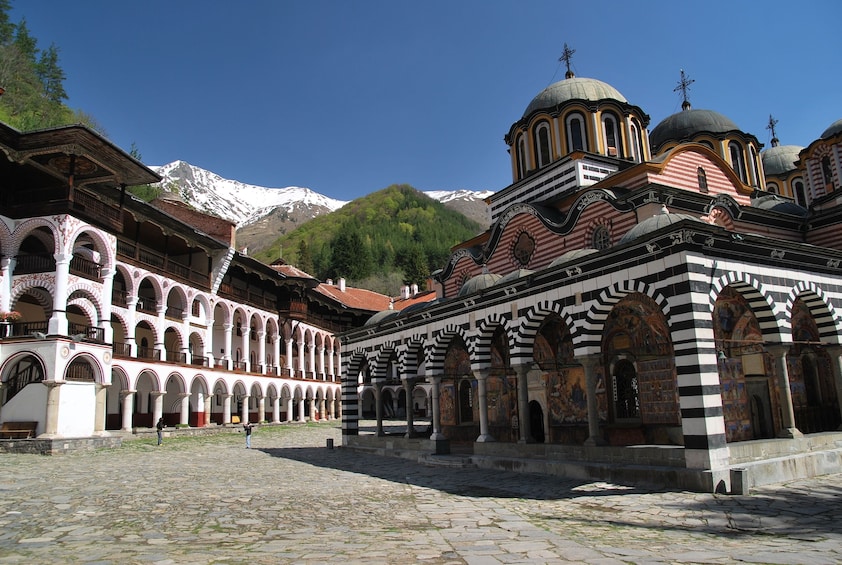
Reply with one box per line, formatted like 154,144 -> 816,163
12,1 -> 842,201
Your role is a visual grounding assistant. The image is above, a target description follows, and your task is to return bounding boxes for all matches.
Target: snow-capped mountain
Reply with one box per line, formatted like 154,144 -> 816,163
152,160 -> 494,228
151,160 -> 494,253
151,161 -> 346,227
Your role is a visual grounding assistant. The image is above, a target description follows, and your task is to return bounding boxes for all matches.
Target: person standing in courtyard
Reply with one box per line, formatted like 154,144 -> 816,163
243,421 -> 254,448
156,417 -> 164,446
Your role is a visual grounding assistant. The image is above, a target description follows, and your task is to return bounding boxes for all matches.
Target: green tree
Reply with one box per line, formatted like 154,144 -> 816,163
296,239 -> 314,275
37,44 -> 66,103
399,245 -> 429,288
0,0 -> 14,45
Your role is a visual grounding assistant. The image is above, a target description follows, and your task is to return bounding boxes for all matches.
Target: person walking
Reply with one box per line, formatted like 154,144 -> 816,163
156,417 -> 164,446
243,421 -> 254,448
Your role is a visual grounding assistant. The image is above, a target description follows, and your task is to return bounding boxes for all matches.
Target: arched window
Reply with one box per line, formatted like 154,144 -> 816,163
793,179 -> 807,207
3,355 -> 44,404
630,120 -> 644,163
565,113 -> 587,152
516,135 -> 528,179
822,156 -> 834,188
765,183 -> 778,194
697,167 -> 708,193
592,225 -> 611,250
613,359 -> 639,420
749,146 -> 760,187
534,122 -> 552,168
602,113 -> 621,157
729,141 -> 747,183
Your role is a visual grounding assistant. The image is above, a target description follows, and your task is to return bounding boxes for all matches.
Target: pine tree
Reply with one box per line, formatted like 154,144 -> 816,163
37,44 -> 66,103
296,239 -> 314,275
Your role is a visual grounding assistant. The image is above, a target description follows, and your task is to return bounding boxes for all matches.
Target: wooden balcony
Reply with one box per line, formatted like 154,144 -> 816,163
116,238 -> 210,290
2,185 -> 123,231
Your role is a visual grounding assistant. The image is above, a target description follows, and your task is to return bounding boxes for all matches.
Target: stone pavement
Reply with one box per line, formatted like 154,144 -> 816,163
0,422 -> 840,565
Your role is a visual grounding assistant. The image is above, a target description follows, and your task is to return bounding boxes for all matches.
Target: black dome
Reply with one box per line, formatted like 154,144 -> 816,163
650,109 -> 740,150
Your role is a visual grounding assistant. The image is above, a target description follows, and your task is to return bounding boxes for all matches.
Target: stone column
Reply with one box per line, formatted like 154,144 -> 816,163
308,340 -> 316,378
374,383 -> 384,436
298,339 -> 306,376
319,398 -> 326,420
240,394 -> 250,424
513,364 -> 532,443
222,393 -> 233,424
827,346 -> 842,429
258,395 -> 266,423
154,305 -> 166,360
0,256 -> 12,313
286,338 -> 294,376
151,391 -> 165,426
94,383 -> 110,435
179,392 -> 191,426
120,390 -> 136,431
286,396 -> 294,422
308,397 -> 316,422
241,327 -> 251,372
257,331 -> 266,374
768,345 -> 803,438
581,354 -> 605,446
223,323 -> 233,369
403,377 -> 415,438
203,395 -> 212,427
429,376 -> 445,441
41,380 -> 63,437
272,395 -> 280,424
473,370 -> 495,442
298,397 -> 306,422
49,253 -> 71,335
318,346 -> 326,380
99,268 -> 115,343
273,335 -> 282,375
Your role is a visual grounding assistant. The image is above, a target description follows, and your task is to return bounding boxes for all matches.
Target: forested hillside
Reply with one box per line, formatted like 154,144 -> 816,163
252,184 -> 483,295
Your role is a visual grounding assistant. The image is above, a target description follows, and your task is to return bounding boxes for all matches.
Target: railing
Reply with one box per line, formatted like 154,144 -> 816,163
137,346 -> 161,361
113,341 -> 132,358
266,366 -> 277,376
232,361 -> 247,372
65,359 -> 96,382
165,305 -> 184,320
136,299 -> 158,315
14,253 -> 55,274
3,185 -> 121,230
116,238 -> 209,289
71,189 -> 122,226
112,290 -> 128,308
165,350 -> 187,364
68,323 -> 104,343
3,320 -> 48,339
190,355 -> 208,367
69,254 -> 102,281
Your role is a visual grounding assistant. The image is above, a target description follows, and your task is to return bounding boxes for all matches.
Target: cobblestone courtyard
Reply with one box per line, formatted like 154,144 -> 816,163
0,423 -> 840,564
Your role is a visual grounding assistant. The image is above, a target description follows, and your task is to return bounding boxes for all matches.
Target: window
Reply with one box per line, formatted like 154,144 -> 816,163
697,167 -> 708,193
516,135 -> 528,179
602,113 -> 621,157
534,122 -> 552,168
630,120 -> 644,162
458,379 -> 473,423
765,183 -> 778,194
592,225 -> 611,250
793,179 -> 807,207
566,113 -> 586,152
749,146 -> 760,187
729,142 -> 747,183
822,156 -> 834,188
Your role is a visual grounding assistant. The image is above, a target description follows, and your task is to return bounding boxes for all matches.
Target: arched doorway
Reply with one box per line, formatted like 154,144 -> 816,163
529,400 -> 545,443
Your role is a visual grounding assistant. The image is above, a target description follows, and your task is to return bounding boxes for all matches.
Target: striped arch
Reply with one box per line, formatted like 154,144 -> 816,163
426,324 -> 471,375
11,280 -> 55,311
110,310 -> 130,339
113,264 -> 137,297
344,348 -> 370,383
786,281 -> 842,344
397,335 -> 426,378
67,296 -> 99,326
0,218 -> 13,253
10,217 -> 60,254
473,313 -> 514,372
517,301 -> 577,364
371,342 -> 398,383
709,271 -> 784,341
579,280 -> 671,355
67,282 -> 105,324
66,224 -> 116,268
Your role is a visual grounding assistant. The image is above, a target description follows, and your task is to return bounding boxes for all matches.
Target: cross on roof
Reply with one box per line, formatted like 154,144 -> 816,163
767,114 -> 779,140
674,69 -> 695,109
558,43 -> 575,78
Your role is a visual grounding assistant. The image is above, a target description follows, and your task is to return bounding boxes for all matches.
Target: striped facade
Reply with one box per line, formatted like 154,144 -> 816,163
341,71 -> 842,492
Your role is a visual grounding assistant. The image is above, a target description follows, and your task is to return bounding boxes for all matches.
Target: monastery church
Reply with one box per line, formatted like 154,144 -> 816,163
340,58 -> 842,493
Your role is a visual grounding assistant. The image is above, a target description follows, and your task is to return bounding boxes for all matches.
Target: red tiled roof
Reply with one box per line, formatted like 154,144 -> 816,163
314,282 -> 391,312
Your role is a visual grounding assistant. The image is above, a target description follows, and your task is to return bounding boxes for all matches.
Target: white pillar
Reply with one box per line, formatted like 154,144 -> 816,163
179,392 -> 190,426
120,390 -> 136,431
49,253 -> 71,335
241,394 -> 250,424
257,331 -> 266,374
474,371 -> 494,442
272,395 -> 280,424
286,396 -> 293,422
429,377 -> 445,441
222,393 -> 232,424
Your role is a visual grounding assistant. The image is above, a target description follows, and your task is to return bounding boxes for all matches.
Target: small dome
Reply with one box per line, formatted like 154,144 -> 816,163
364,310 -> 400,326
523,77 -> 627,118
549,248 -> 599,267
650,109 -> 741,149
761,144 -> 803,176
619,207 -> 703,244
821,118 -> 842,139
494,269 -> 534,286
752,194 -> 808,216
458,273 -> 501,296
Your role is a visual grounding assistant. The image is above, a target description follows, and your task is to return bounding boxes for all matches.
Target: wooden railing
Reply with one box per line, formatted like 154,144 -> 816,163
165,350 -> 187,364
137,346 -> 161,361
68,323 -> 104,343
113,341 -> 132,358
116,238 -> 209,289
14,253 -> 55,274
69,254 -> 101,281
